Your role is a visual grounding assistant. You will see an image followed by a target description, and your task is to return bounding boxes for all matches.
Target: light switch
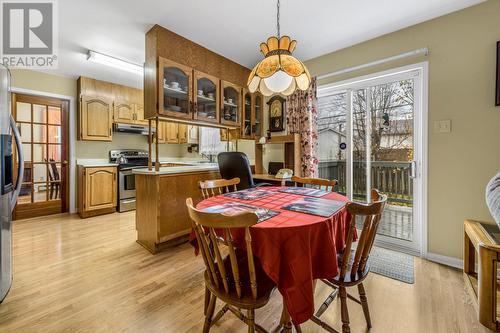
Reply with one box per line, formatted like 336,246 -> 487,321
434,120 -> 451,133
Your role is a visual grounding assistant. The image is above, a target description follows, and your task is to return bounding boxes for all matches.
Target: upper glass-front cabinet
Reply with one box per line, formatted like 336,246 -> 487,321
253,93 -> 263,138
221,81 -> 241,126
242,90 -> 252,138
194,71 -> 219,123
159,58 -> 192,119
241,90 -> 263,139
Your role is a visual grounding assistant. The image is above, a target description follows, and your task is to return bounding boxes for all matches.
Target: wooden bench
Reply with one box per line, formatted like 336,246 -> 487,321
464,219 -> 500,331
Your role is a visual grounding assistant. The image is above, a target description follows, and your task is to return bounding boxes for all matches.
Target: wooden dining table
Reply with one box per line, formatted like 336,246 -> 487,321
192,186 -> 353,329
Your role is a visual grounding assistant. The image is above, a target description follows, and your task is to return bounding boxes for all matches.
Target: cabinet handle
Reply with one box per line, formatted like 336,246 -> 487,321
194,102 -> 198,113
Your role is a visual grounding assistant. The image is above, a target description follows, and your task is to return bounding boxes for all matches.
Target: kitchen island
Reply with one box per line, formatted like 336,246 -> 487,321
133,163 -> 219,254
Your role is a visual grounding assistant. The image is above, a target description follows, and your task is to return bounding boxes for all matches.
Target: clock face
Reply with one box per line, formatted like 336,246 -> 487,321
270,100 -> 282,117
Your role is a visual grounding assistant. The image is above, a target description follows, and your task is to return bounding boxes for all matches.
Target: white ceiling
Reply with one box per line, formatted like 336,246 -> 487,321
51,0 -> 485,88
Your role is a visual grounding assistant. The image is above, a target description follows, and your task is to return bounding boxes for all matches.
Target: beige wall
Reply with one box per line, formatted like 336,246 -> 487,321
305,0 -> 500,259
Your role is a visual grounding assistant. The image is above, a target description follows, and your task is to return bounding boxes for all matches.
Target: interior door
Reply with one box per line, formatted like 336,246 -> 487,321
317,67 -> 424,254
12,93 -> 69,220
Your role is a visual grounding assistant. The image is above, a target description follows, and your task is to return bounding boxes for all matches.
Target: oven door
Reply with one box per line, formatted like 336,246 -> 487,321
119,169 -> 136,199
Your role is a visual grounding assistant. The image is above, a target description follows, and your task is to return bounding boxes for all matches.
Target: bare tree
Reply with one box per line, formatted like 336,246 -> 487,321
352,80 -> 414,161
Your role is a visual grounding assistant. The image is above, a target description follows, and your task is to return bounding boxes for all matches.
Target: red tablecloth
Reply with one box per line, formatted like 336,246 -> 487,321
192,187 -> 353,324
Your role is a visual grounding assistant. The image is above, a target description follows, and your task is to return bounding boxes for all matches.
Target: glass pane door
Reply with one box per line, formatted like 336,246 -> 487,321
160,57 -> 192,119
317,67 -> 423,254
253,94 -> 262,137
15,99 -> 63,205
317,91 -> 347,194
243,92 -> 252,137
195,73 -> 218,123
222,85 -> 240,125
368,79 -> 414,242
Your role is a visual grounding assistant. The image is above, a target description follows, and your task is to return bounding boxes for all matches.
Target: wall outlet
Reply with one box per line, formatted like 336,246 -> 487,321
434,120 -> 451,133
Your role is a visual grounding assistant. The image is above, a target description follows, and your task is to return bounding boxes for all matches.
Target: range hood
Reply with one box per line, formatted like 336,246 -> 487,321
113,124 -> 156,135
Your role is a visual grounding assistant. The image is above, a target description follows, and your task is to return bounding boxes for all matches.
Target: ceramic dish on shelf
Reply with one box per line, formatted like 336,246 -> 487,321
166,105 -> 182,112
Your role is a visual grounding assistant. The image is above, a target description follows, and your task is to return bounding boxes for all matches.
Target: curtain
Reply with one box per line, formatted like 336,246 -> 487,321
286,77 -> 318,177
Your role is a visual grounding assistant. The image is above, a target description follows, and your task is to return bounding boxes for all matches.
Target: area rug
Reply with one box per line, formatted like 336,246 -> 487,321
368,247 -> 415,284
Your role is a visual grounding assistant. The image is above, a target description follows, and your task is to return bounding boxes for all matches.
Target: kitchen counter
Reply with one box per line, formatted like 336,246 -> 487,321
77,159 -> 119,167
132,163 -> 218,175
134,163 -> 219,254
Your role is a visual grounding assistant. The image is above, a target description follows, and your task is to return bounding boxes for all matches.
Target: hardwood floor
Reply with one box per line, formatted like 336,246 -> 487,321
0,212 -> 491,333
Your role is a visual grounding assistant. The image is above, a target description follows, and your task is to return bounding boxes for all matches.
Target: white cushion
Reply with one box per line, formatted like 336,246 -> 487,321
486,172 -> 500,228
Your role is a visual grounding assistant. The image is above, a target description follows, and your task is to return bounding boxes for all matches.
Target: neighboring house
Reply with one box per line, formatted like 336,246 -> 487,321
318,127 -> 346,162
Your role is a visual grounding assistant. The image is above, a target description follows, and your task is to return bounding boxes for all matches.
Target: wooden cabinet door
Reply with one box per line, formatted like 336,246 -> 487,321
134,103 -> 149,125
84,167 -> 116,211
80,95 -> 113,141
242,89 -> 253,139
178,124 -> 188,144
166,122 -> 179,144
253,92 -> 263,138
159,57 -> 193,120
113,100 -> 134,124
193,70 -> 220,123
156,122 -> 166,143
221,81 -> 242,127
187,125 -> 198,144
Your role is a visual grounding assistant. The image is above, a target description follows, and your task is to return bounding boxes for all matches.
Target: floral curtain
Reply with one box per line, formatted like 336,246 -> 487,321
286,77 -> 318,177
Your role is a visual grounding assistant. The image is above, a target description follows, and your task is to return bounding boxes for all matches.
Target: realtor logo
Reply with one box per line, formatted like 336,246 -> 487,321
1,0 -> 58,68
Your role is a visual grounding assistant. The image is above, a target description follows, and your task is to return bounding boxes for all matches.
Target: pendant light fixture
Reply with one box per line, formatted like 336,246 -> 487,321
247,0 -> 311,96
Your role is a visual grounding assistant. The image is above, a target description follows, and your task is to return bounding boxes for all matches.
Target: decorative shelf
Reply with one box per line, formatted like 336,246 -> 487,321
196,95 -> 216,103
164,86 -> 188,99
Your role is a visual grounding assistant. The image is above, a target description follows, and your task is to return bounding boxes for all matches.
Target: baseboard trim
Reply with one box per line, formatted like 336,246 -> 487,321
425,252 -> 462,269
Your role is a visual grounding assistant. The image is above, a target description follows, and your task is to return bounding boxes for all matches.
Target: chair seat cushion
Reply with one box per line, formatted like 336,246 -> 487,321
204,248 -> 276,308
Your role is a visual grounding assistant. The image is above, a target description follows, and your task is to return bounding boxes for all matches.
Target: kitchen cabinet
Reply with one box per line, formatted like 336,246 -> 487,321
178,124 -> 188,143
253,93 -> 263,138
79,95 -> 113,141
114,101 -> 148,126
135,169 -> 220,254
220,128 -> 239,141
78,77 -> 147,140
166,122 -> 179,143
159,58 -> 193,120
221,80 -> 242,127
113,100 -> 135,124
193,70 -> 219,123
144,25 -> 250,129
134,103 -> 148,125
241,90 -> 263,139
77,165 -> 117,218
187,125 -> 198,144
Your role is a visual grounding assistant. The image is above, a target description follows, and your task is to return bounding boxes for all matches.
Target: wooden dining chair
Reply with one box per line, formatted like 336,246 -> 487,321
291,176 -> 337,192
311,189 -> 387,333
186,198 -> 277,333
199,177 -> 240,199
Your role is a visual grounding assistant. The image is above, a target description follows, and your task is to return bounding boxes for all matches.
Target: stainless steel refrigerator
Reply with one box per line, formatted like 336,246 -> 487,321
0,64 -> 23,302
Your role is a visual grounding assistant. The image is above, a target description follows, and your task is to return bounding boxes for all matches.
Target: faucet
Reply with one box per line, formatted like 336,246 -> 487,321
200,153 -> 216,163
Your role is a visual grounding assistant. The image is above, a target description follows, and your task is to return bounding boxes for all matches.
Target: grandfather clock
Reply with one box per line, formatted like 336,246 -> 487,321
267,96 -> 286,132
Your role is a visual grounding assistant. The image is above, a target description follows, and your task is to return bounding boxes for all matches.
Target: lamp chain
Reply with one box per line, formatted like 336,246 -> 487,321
276,0 -> 280,38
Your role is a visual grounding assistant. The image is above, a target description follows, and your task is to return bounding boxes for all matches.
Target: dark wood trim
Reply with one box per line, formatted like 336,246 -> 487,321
12,93 -> 70,220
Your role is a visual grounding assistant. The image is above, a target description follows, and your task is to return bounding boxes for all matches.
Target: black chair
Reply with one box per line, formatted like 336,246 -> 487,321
217,152 -> 271,190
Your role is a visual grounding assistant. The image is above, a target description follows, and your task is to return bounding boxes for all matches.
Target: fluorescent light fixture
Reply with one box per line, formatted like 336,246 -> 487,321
87,50 -> 143,75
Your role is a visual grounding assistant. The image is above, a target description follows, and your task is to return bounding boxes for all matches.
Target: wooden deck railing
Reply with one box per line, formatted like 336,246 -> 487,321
318,160 -> 413,205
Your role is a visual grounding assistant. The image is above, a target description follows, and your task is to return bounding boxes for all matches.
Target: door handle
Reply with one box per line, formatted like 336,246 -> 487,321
10,115 -> 24,211
410,160 -> 417,179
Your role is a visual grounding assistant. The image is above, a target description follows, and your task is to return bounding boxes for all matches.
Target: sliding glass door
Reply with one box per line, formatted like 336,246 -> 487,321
317,65 -> 425,254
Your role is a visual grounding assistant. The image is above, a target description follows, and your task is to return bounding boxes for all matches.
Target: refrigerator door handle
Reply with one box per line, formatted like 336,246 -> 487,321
10,115 -> 23,212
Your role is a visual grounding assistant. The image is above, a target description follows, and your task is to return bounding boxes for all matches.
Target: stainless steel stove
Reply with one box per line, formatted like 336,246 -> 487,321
109,149 -> 149,212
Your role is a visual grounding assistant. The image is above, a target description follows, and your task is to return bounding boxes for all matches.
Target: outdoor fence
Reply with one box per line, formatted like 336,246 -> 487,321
318,160 -> 413,205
